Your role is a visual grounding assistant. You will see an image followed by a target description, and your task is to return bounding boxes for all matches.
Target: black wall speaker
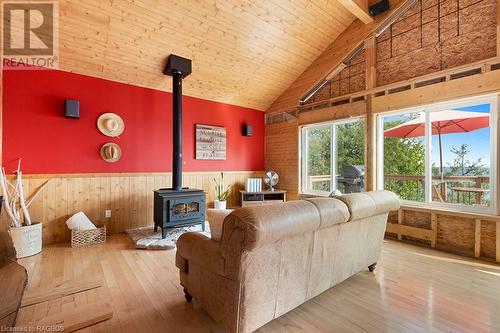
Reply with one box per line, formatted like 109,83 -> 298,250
242,124 -> 253,137
369,0 -> 389,16
64,99 -> 80,119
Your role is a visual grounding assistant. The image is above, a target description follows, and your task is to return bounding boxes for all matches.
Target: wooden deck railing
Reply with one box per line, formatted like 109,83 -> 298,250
308,174 -> 490,205
384,174 -> 490,205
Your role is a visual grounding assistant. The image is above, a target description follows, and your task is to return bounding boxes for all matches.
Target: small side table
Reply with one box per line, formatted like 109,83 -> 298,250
240,190 -> 287,207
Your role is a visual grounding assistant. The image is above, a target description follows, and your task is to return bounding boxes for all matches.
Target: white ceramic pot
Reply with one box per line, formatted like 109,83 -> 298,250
9,222 -> 42,259
214,200 -> 227,210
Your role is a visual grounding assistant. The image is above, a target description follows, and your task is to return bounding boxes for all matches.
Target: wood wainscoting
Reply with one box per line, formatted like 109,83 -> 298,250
387,205 -> 500,263
0,171 -> 263,245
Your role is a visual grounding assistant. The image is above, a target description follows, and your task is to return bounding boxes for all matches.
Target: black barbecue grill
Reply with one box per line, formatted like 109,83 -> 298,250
337,165 -> 365,193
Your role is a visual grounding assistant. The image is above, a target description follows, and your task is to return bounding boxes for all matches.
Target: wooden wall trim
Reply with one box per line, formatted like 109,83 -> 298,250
373,68 -> 500,113
0,171 -> 263,245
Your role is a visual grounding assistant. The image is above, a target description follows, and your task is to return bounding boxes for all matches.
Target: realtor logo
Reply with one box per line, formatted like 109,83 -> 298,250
1,1 -> 59,69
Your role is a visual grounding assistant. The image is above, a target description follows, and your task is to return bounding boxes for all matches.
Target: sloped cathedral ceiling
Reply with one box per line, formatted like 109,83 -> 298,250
55,0 -> 359,110
267,0 -> 407,113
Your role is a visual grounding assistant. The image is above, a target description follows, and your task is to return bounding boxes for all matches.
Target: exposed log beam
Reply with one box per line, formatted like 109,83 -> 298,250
497,0 -> 500,55
267,0 -> 407,113
372,69 -> 500,113
365,36 -> 377,90
338,0 -> 373,24
364,36 -> 376,192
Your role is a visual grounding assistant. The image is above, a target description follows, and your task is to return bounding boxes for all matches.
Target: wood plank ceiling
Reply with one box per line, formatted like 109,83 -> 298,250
57,0 -> 356,110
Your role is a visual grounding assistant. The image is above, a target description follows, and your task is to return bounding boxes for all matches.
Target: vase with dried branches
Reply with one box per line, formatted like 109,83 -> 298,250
1,159 -> 51,258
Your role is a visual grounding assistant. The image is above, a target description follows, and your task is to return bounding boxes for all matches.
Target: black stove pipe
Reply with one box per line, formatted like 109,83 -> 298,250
163,55 -> 192,191
172,70 -> 183,191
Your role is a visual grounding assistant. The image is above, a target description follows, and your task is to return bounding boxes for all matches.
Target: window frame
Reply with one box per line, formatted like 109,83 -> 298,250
300,116 -> 365,196
376,94 -> 499,215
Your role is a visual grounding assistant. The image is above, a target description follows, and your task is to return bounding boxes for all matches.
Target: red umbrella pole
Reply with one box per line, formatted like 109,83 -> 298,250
438,128 -> 444,182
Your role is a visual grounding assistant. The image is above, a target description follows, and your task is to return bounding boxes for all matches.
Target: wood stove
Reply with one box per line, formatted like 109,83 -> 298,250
153,55 -> 206,239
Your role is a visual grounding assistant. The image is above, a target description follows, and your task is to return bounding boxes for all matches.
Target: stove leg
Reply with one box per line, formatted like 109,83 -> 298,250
162,228 -> 167,239
184,288 -> 192,302
201,221 -> 206,231
154,224 -> 158,232
368,263 -> 377,272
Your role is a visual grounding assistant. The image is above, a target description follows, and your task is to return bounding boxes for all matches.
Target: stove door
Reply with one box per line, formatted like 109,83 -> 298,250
168,196 -> 205,222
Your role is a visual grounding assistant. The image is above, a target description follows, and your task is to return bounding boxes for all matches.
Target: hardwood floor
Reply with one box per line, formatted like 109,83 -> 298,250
16,235 -> 500,332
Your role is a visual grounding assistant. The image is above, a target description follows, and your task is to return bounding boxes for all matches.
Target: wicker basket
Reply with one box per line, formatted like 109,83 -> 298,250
71,225 -> 106,248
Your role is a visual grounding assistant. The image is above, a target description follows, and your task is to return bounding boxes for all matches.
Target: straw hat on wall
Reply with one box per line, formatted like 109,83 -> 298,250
100,143 -> 121,163
97,113 -> 125,137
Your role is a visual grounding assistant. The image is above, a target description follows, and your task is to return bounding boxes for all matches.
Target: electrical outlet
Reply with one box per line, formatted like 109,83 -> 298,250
105,210 -> 112,218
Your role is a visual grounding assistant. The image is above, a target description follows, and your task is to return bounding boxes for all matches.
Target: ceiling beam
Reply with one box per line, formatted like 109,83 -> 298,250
338,0 -> 373,24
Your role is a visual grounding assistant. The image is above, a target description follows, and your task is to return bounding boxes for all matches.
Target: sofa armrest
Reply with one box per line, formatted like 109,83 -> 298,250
176,232 -> 226,277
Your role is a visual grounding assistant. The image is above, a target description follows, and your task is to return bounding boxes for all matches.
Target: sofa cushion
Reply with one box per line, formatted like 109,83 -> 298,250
305,197 -> 350,228
221,200 -> 320,253
207,209 -> 233,242
365,190 -> 400,214
335,190 -> 400,222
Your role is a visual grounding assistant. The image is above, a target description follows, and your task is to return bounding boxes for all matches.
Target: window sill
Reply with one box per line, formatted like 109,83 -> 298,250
400,202 -> 500,221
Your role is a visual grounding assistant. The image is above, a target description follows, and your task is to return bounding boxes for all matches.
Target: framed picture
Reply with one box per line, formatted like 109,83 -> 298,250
195,124 -> 226,160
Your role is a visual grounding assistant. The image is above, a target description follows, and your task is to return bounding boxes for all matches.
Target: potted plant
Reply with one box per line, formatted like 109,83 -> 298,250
1,160 -> 50,258
214,172 -> 230,210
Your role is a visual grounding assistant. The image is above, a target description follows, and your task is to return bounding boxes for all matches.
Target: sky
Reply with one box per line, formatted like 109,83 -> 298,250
436,104 -> 490,167
384,103 -> 491,168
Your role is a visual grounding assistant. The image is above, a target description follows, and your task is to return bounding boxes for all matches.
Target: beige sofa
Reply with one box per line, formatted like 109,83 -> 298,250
176,190 -> 399,333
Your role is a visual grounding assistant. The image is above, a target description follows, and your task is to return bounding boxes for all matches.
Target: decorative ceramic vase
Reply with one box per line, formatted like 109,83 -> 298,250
9,222 -> 42,258
214,200 -> 227,210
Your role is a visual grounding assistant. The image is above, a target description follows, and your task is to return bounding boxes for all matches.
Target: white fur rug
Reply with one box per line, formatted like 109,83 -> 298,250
126,222 -> 210,250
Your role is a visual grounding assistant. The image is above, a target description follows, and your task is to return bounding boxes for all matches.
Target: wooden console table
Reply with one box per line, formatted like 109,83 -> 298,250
240,190 -> 287,207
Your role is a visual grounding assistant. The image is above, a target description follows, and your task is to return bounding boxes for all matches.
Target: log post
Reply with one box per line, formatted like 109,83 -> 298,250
364,36 -> 377,191
397,209 -> 403,240
496,221 -> 500,263
475,177 -> 482,204
431,213 -> 438,248
497,0 -> 500,55
474,219 -> 481,258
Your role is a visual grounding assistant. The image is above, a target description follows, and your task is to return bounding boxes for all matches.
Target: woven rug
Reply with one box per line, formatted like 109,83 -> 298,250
126,222 -> 210,250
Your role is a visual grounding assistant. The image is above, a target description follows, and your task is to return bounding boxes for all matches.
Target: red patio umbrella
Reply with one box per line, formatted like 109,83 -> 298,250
384,110 -> 490,181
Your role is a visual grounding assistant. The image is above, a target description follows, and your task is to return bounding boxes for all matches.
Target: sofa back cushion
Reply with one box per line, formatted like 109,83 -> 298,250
334,190 -> 400,222
220,200 -> 320,254
304,197 -> 350,228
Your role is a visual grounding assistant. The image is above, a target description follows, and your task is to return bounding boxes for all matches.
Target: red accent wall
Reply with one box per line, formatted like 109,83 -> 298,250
2,69 -> 264,174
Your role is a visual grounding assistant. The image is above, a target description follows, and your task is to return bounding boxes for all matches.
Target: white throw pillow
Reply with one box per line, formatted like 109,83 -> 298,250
207,209 -> 233,242
329,189 -> 343,198
65,211 -> 97,231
